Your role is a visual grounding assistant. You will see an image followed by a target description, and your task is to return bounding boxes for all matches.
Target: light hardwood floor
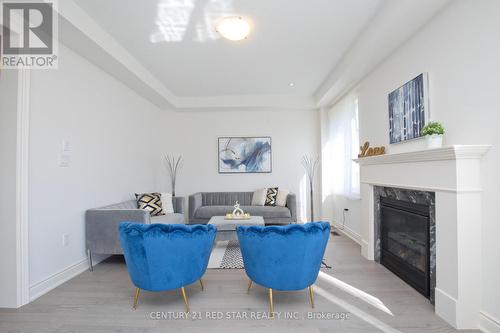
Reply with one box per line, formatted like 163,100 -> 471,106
0,232 -> 477,333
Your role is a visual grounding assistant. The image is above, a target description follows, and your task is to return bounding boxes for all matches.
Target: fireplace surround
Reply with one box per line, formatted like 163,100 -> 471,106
355,145 -> 490,329
374,186 -> 435,302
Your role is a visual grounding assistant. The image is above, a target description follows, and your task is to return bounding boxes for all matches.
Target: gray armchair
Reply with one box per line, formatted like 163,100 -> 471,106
85,197 -> 185,271
189,192 -> 297,225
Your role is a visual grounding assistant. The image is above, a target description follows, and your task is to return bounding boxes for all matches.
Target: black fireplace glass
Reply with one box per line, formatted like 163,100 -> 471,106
380,197 -> 430,297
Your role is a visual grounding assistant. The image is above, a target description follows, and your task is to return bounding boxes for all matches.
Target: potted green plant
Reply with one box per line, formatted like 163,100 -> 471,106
422,121 -> 445,148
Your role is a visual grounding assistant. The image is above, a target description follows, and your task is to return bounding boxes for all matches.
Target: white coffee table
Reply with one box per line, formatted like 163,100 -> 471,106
208,216 -> 265,242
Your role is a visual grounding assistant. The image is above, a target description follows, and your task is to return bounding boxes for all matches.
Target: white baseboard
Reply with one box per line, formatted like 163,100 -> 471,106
435,287 -> 457,328
361,240 -> 369,259
480,311 -> 500,333
331,221 -> 362,245
29,255 -> 105,302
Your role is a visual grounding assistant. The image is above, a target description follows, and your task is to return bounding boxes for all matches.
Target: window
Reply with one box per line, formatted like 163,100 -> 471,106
322,92 -> 360,199
350,98 -> 360,196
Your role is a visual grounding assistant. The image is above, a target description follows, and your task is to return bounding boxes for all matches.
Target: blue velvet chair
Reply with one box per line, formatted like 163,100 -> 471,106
118,223 -> 216,311
237,222 -> 330,314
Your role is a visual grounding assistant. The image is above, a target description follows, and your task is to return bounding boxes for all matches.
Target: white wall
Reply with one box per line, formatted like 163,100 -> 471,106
25,44 -> 321,300
158,110 -> 321,222
28,44 -> 165,291
0,69 -> 19,307
343,0 -> 500,326
323,193 -> 361,239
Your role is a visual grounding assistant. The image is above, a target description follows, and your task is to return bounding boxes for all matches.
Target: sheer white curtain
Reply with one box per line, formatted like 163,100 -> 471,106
322,92 -> 360,200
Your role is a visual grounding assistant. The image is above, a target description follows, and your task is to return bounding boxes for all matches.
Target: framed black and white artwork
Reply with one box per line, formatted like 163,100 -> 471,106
388,73 -> 429,144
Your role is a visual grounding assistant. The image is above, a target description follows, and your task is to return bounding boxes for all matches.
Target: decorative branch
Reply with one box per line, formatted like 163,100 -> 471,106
302,155 -> 320,222
302,155 -> 320,183
164,155 -> 183,196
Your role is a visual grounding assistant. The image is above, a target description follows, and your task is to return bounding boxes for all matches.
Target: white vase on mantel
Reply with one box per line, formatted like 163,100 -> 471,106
426,134 -> 443,149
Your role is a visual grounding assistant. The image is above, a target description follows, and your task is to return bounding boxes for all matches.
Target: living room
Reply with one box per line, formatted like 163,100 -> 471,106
0,0 -> 499,332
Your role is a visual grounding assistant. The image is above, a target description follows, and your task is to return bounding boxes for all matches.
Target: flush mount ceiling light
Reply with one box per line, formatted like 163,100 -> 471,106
215,16 -> 251,41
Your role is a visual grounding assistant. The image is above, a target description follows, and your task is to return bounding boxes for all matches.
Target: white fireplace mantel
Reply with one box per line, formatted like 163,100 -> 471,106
354,145 -> 492,165
355,145 -> 491,330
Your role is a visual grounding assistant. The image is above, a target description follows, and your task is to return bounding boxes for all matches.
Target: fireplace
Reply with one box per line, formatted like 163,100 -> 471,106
373,186 -> 435,302
380,196 -> 430,298
356,146 -> 490,328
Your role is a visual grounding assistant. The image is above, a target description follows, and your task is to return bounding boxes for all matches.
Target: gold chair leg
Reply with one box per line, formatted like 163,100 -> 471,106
308,285 -> 315,309
180,287 -> 190,312
132,287 -> 140,310
268,288 -> 274,318
199,279 -> 204,291
247,280 -> 253,294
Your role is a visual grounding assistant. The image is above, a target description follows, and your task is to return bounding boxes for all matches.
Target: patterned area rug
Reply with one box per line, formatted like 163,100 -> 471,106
207,240 -> 333,269
220,240 -> 244,268
208,240 -> 244,269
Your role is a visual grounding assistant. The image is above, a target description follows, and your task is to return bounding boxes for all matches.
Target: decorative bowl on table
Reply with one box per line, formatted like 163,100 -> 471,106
225,213 -> 251,220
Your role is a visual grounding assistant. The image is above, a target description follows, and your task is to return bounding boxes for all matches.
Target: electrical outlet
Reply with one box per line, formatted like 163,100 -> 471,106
62,234 -> 69,247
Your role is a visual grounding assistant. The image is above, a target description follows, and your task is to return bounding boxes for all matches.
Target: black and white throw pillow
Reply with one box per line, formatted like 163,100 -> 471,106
135,192 -> 165,216
265,187 -> 279,206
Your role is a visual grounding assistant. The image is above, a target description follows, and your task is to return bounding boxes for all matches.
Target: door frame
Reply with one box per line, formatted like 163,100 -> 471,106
16,68 -> 30,306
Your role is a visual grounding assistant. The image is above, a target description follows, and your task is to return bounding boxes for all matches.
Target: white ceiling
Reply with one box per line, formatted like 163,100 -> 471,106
74,0 -> 382,98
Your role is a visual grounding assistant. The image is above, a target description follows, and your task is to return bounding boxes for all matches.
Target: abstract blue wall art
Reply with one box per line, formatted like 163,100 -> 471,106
388,73 -> 429,144
218,137 -> 272,173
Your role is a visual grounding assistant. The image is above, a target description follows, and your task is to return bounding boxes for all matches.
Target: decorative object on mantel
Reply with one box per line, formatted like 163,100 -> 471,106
225,201 -> 251,220
164,155 -> 183,196
422,121 -> 445,149
302,155 -> 320,222
388,73 -> 429,144
358,141 -> 386,158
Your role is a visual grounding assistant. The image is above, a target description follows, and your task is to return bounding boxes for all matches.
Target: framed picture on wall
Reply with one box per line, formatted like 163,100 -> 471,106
388,73 -> 430,144
218,137 -> 272,173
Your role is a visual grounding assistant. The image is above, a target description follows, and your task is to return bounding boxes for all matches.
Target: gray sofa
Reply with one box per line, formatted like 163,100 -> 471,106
189,192 -> 297,225
85,197 -> 185,270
